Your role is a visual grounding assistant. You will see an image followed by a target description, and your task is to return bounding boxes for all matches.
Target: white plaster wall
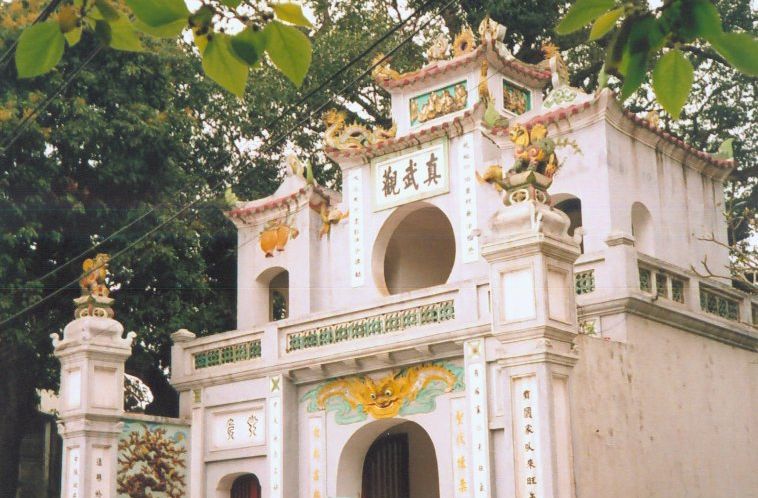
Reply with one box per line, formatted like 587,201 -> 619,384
570,317 -> 757,498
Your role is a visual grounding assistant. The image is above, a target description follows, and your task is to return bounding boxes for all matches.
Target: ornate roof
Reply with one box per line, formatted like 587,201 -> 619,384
374,40 -> 551,91
487,89 -> 734,170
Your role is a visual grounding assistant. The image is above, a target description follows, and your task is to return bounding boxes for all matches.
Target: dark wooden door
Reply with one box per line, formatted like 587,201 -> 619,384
231,474 -> 261,498
362,433 -> 410,498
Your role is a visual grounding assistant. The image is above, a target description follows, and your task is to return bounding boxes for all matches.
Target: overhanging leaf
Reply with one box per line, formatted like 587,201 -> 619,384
589,7 -> 623,40
692,0 -> 723,43
556,0 -> 615,35
64,27 -> 82,46
109,18 -> 145,52
126,0 -> 189,28
231,28 -> 268,66
134,18 -> 185,38
652,49 -> 693,118
264,20 -> 312,87
710,31 -> 758,76
221,0 -> 242,7
15,21 -> 65,78
620,50 -> 646,100
202,34 -> 249,97
95,0 -> 121,21
271,3 -> 313,28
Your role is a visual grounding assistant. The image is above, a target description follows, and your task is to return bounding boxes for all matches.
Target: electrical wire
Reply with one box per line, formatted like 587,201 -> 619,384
0,0 -> 457,328
0,0 -> 64,70
15,0 -> 444,285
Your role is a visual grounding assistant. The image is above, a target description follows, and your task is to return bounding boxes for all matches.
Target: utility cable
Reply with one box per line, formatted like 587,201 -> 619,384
0,0 -> 457,328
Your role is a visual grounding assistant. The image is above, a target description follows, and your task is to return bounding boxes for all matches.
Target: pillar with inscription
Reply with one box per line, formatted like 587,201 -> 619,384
51,254 -> 135,498
482,169 -> 581,498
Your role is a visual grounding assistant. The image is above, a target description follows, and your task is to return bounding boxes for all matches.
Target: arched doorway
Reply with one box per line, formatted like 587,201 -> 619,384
338,420 -> 440,498
373,203 -> 456,295
553,194 -> 583,253
230,474 -> 261,498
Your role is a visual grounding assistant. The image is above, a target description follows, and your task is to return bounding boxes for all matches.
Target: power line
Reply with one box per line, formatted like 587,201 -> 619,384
0,0 -> 456,328
18,0 -> 443,285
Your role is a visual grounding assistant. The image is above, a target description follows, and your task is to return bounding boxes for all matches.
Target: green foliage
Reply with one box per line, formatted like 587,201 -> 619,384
557,0 -> 758,118
652,49 -> 693,119
15,21 -> 65,78
263,20 -> 312,87
14,0 -> 314,95
556,0 -> 615,35
202,34 -> 249,96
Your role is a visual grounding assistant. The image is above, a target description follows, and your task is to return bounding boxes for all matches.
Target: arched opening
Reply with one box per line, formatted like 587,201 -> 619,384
337,419 -> 440,498
269,270 -> 288,321
374,203 -> 455,295
230,474 -> 261,498
553,195 -> 584,253
631,202 -> 655,256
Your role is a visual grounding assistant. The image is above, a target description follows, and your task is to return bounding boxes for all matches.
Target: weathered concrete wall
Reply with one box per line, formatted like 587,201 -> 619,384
570,316 -> 757,497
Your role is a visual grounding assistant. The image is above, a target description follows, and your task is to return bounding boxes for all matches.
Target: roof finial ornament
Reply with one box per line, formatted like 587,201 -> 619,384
478,15 -> 507,43
542,42 -> 569,88
426,34 -> 449,62
452,26 -> 476,57
74,253 -> 114,318
370,53 -> 400,81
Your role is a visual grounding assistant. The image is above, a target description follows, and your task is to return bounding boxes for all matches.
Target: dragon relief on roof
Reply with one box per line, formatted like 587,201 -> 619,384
323,109 -> 396,151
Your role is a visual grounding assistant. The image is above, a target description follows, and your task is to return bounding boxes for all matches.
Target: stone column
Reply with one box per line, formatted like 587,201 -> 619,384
482,188 -> 581,498
52,316 -> 135,498
267,373 -> 299,498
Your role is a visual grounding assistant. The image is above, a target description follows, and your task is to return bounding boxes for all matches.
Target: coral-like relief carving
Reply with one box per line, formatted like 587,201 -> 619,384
303,362 -> 464,424
323,109 -> 397,150
117,423 -> 188,498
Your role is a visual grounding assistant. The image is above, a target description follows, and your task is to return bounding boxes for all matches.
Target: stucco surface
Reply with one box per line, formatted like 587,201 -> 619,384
570,317 -> 757,498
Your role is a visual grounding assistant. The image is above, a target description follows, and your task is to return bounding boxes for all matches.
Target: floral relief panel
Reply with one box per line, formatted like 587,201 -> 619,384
117,420 -> 189,498
409,81 -> 469,127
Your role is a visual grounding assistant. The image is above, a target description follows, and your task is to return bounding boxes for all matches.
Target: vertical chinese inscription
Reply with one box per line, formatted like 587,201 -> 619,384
458,134 -> 479,263
373,140 -> 448,211
513,376 -> 542,498
348,168 -> 365,287
450,397 -> 470,498
268,375 -> 283,498
92,446 -> 108,498
465,339 -> 490,498
67,447 -> 81,498
308,417 -> 326,498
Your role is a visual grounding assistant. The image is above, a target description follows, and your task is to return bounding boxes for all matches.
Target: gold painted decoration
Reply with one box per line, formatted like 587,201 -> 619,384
323,109 -> 397,151
507,123 -> 558,178
319,204 -> 349,239
453,27 -> 476,57
370,52 -> 401,81
303,362 -> 464,424
478,15 -> 507,43
74,253 -> 114,318
426,34 -> 449,61
502,80 -> 531,115
475,164 -> 505,192
409,81 -> 468,127
478,60 -> 490,102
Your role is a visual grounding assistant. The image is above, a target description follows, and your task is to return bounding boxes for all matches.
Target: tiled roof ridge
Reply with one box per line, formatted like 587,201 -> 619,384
227,184 -> 333,219
325,101 -> 485,160
376,40 -> 551,90
489,92 -> 734,169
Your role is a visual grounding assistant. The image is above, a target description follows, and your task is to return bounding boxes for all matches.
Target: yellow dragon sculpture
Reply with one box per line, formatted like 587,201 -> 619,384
315,364 -> 458,419
323,109 -> 397,150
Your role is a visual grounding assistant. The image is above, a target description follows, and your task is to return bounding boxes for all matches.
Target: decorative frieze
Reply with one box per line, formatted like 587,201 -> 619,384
409,81 -> 468,127
193,339 -> 262,370
502,79 -> 531,115
286,300 -> 455,352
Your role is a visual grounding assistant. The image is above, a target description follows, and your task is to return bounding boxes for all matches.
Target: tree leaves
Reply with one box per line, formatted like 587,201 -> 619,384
202,34 -> 249,97
272,3 -> 313,28
109,18 -> 145,52
231,28 -> 268,66
652,49 -> 694,118
710,32 -> 758,76
15,21 -> 65,79
126,0 -> 189,31
264,20 -> 312,87
589,7 -> 622,40
556,0 -> 615,35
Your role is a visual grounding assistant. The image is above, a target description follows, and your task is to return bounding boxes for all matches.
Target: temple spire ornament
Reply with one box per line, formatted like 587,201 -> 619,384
74,253 -> 114,318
